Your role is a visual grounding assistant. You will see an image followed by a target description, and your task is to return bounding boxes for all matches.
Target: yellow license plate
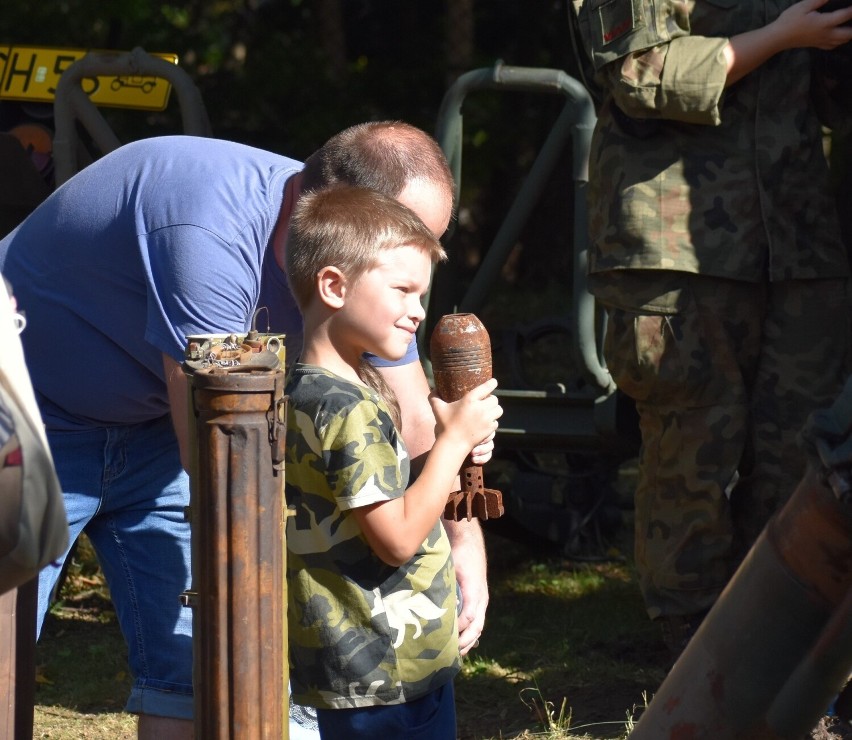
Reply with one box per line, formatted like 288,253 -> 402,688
0,46 -> 178,111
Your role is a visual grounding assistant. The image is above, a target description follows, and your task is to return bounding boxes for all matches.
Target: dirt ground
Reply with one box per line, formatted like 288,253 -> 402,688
34,516 -> 852,740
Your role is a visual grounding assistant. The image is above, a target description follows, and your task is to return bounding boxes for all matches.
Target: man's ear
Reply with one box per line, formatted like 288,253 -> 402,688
316,265 -> 347,309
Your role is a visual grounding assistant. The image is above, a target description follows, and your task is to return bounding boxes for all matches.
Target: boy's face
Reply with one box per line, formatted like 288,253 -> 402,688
340,244 -> 431,362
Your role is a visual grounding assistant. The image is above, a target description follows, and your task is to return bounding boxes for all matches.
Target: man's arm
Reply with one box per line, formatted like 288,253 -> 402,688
378,360 -> 490,655
441,515 -> 489,655
723,0 -> 852,86
164,353 -> 192,473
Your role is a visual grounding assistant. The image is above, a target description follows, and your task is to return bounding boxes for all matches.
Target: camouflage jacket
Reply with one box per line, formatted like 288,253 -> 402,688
573,0 -> 849,284
285,365 -> 460,710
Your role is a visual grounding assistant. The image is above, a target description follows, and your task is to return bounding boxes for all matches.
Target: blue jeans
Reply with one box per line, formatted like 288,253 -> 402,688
39,415 -> 194,719
315,681 -> 456,739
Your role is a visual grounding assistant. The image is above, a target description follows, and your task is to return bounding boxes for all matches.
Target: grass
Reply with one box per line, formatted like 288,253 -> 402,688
34,537 -> 136,738
452,531 -> 667,740
32,476 -> 670,739
32,473 -> 852,740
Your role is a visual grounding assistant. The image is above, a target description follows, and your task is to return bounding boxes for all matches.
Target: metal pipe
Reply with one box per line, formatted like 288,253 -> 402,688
428,63 -> 609,394
628,465 -> 852,739
53,47 -> 212,184
185,365 -> 288,739
763,584 -> 852,737
0,580 -> 36,740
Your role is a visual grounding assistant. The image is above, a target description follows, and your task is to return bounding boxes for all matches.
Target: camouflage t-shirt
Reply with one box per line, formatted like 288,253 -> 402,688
573,0 -> 849,285
285,364 -> 460,710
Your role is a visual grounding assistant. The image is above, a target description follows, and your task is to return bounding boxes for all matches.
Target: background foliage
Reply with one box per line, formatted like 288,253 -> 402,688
1,0 -> 591,333
0,1 -> 580,166
6,6 -> 851,737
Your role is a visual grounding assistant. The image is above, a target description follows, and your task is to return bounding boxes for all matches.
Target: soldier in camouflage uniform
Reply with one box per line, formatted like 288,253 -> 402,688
572,0 -> 852,652
284,186 -> 501,737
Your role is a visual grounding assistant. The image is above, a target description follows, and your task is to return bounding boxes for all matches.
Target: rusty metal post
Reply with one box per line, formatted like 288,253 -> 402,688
0,580 -> 36,740
430,313 -> 504,520
628,465 -> 852,739
185,365 -> 288,739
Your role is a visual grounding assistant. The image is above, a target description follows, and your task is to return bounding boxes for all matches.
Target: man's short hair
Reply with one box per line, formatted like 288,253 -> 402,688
300,121 -> 454,208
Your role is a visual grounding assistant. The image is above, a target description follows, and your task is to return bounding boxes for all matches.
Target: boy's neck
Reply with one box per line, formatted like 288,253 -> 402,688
299,332 -> 362,386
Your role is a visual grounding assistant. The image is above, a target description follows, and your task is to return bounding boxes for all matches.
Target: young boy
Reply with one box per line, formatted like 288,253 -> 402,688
284,185 -> 502,739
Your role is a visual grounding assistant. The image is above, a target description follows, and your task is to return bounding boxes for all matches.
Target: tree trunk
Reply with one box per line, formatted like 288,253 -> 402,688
316,0 -> 348,83
445,0 -> 474,85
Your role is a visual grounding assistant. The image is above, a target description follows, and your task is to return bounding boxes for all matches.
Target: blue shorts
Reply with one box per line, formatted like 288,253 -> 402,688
315,681 -> 456,739
39,415 -> 194,719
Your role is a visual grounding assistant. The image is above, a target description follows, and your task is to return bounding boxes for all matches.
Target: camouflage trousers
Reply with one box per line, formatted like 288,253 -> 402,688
593,270 -> 852,621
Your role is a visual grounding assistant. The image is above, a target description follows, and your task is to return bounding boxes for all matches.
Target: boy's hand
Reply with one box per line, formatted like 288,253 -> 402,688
429,378 -> 502,454
470,431 -> 496,466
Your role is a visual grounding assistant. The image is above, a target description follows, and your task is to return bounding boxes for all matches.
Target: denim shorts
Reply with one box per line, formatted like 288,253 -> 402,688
40,415 -> 194,719
286,584 -> 462,739
315,681 -> 456,739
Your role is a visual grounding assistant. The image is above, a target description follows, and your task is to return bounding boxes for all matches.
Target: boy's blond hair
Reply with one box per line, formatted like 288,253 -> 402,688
286,185 -> 446,311
286,185 -> 446,431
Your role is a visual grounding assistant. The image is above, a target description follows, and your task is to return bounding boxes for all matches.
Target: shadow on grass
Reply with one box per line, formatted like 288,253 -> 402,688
454,529 -> 669,740
36,591 -> 131,715
34,523 -> 668,740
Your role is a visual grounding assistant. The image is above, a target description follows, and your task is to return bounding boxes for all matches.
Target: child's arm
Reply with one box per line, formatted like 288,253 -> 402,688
352,377 -> 501,567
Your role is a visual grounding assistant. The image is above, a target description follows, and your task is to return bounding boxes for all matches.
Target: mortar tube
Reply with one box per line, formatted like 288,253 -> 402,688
760,574 -> 852,737
628,465 -> 852,740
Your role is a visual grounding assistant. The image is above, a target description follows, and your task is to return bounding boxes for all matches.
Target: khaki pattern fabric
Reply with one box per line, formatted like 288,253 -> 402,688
285,364 -> 460,709
573,0 -> 852,619
598,274 -> 851,618
575,0 -> 849,282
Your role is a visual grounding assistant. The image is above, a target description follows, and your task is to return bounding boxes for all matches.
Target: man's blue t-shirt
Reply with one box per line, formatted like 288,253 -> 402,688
0,135 -> 303,429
